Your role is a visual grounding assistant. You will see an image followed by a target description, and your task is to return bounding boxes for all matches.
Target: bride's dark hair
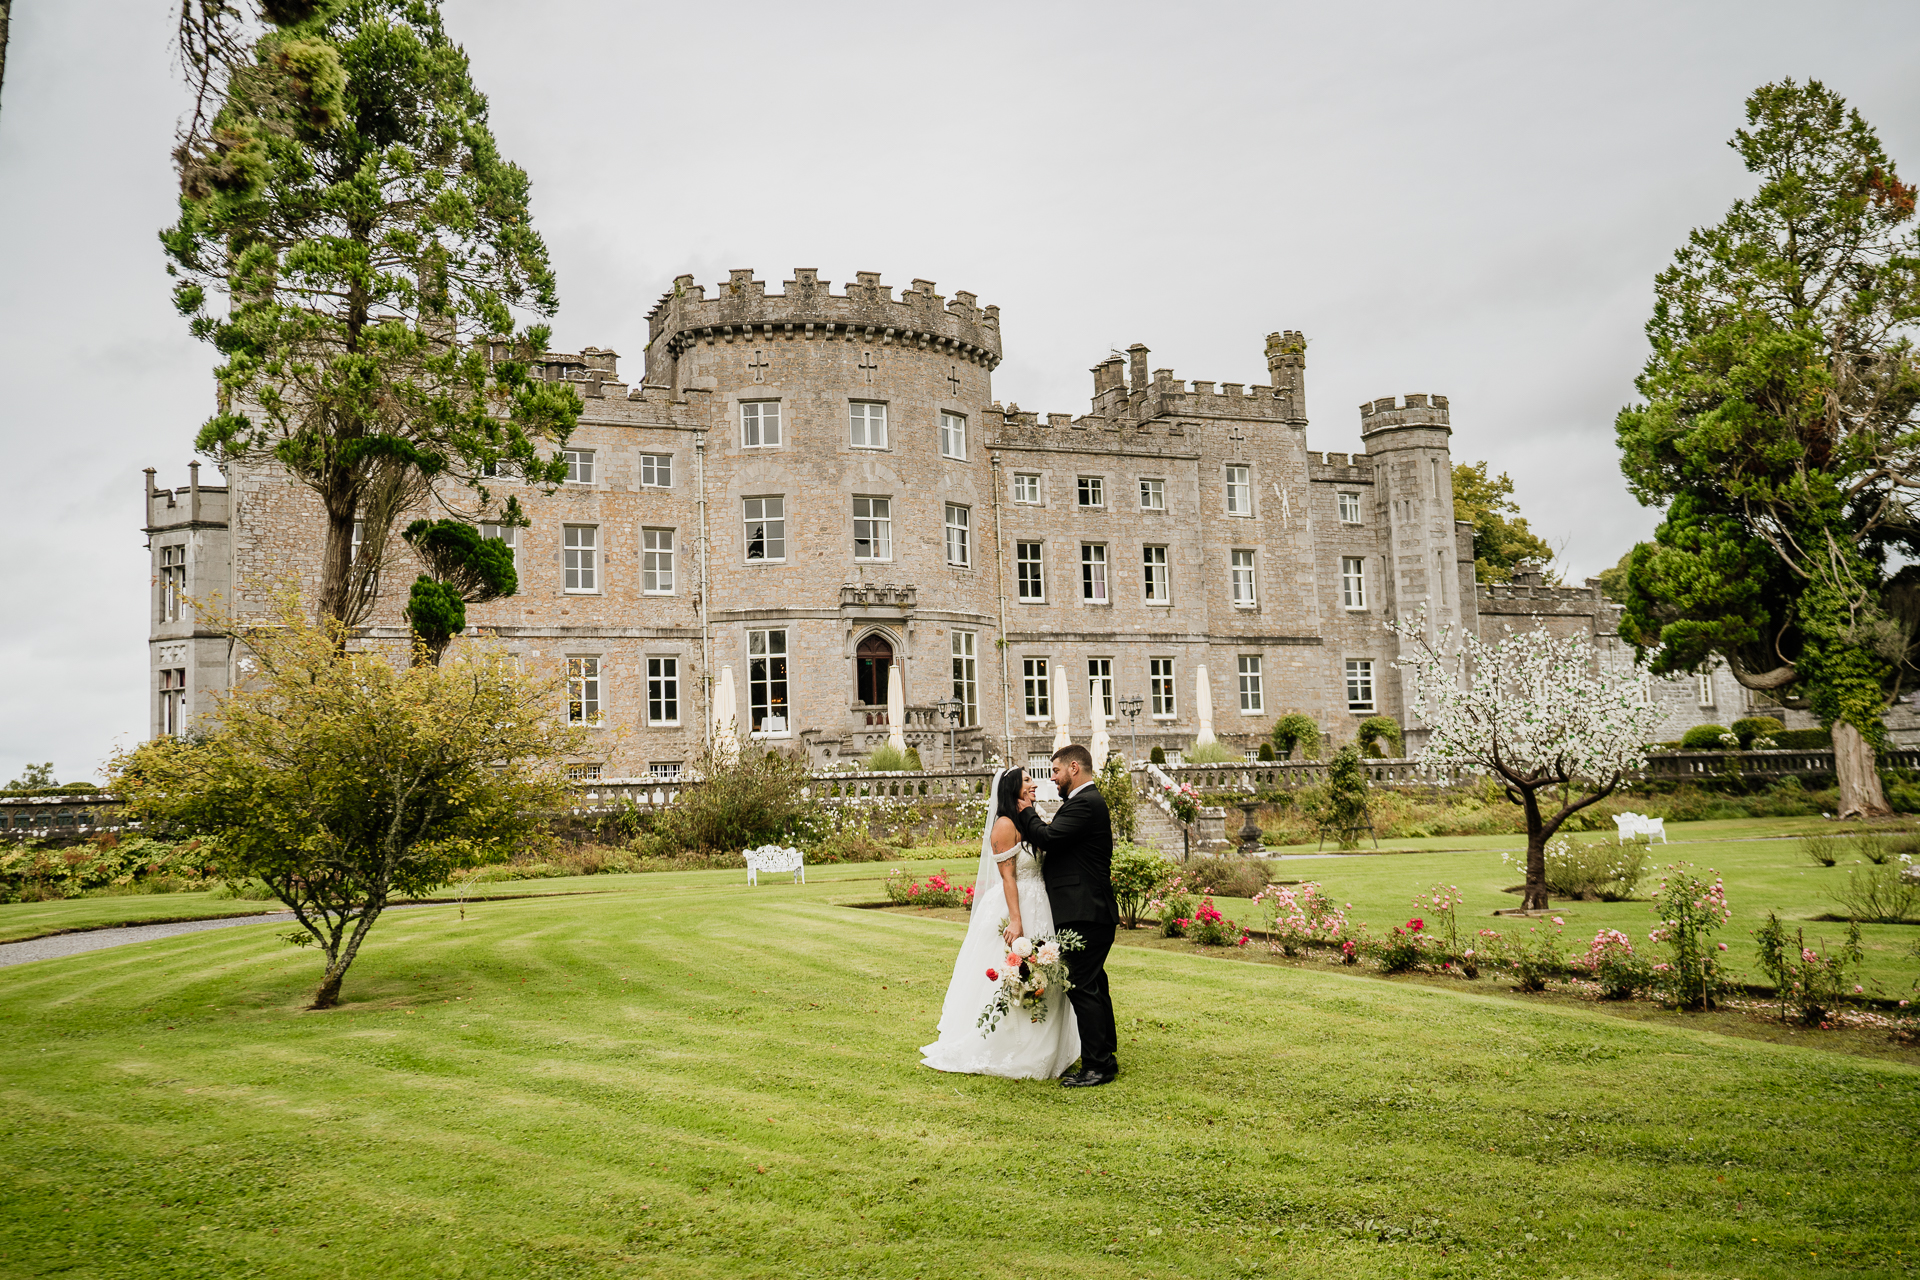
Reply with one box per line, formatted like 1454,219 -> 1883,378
995,766 -> 1026,817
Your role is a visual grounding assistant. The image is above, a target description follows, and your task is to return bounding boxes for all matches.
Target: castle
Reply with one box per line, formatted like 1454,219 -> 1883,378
142,267 -> 1779,775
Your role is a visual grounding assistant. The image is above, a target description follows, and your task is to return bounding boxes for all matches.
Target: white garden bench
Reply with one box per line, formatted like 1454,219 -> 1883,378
1613,812 -> 1668,845
743,843 -> 805,886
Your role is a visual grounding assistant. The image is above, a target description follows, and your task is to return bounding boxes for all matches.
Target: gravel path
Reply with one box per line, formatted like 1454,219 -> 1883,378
0,902 -> 452,970
0,912 -> 296,968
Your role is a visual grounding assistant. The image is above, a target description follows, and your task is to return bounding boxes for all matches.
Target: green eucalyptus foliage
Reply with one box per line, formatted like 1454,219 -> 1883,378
162,0 -> 579,626
1616,80 -> 1920,786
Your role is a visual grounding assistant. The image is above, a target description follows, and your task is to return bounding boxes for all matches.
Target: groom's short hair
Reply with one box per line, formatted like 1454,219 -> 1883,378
1052,744 -> 1094,774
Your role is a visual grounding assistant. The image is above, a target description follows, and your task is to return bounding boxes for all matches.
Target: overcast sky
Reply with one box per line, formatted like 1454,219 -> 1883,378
3,0 -> 1918,785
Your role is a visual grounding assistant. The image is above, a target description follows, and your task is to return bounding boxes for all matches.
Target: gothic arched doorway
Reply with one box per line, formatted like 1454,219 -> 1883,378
856,633 -> 894,707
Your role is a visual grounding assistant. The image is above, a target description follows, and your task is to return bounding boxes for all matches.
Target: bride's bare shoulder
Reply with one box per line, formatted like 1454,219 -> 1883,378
990,813 -> 1021,854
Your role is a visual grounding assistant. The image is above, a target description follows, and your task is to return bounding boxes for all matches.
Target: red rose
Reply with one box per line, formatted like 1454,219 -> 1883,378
986,968 -> 998,980
1408,918 -> 1424,931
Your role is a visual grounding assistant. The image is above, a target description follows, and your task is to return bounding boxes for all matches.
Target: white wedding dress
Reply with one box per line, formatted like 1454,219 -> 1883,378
920,768 -> 1082,1078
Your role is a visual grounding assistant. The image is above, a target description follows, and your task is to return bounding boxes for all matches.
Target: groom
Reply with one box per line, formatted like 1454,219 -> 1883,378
1015,744 -> 1120,1088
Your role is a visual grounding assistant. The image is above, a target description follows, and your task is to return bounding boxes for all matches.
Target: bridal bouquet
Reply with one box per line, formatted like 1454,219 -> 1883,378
977,925 -> 1084,1035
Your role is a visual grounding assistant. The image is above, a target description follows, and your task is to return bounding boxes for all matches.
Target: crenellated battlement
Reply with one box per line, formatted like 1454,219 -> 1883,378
1357,393 -> 1450,433
1305,451 -> 1375,481
1083,333 -> 1307,423
645,267 -> 1002,371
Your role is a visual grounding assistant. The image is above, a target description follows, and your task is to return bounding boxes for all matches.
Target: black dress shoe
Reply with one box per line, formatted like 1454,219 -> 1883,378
1059,1067 -> 1085,1082
1062,1068 -> 1116,1088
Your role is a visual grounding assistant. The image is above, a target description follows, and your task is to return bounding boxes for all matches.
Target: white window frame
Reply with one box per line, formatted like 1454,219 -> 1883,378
642,528 -> 675,595
741,400 -> 782,448
1341,556 -> 1367,610
478,522 -> 519,570
1142,544 -> 1171,603
940,411 -> 967,460
748,628 -> 790,736
1225,465 -> 1252,517
944,504 -> 971,568
640,453 -> 673,488
1337,491 -> 1362,524
1021,658 -> 1051,722
1149,657 -> 1176,719
1077,476 -> 1105,509
1088,658 -> 1114,719
1231,549 -> 1257,607
1139,478 -> 1165,511
850,401 -> 888,450
1237,654 -> 1264,713
567,656 -> 604,726
743,496 -> 786,562
349,520 -> 364,565
1346,659 -> 1376,711
564,449 -> 595,485
1698,671 -> 1715,708
564,525 -> 599,593
648,761 -> 683,780
1080,543 -> 1108,603
853,496 -> 893,562
1016,542 -> 1045,602
1012,472 -> 1042,505
647,655 -> 680,726
951,631 -> 979,727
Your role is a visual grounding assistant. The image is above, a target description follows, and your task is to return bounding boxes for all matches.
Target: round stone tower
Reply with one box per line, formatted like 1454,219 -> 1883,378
1358,393 -> 1459,747
640,268 -> 1005,766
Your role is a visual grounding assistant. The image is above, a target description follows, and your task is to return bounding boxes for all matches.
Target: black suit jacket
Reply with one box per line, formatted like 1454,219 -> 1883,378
1013,783 -> 1118,926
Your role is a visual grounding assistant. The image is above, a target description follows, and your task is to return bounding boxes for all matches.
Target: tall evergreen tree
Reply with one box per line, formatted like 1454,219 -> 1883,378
1616,80 -> 1920,817
163,0 -> 579,628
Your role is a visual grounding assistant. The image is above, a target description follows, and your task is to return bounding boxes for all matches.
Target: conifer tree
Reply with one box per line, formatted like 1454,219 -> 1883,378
163,0 -> 579,628
1616,80 -> 1920,818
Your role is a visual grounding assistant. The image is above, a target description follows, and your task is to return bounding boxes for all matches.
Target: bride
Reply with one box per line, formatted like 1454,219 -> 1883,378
921,765 -> 1082,1078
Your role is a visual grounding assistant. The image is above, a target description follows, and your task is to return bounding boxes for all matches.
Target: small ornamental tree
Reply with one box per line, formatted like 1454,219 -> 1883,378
401,518 -> 517,662
112,592 -> 580,1008
1095,753 -> 1139,844
1392,614 -> 1662,910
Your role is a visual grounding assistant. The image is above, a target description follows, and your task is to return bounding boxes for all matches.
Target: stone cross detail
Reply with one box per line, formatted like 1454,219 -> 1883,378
859,350 -> 878,384
747,350 -> 770,383
947,364 -> 962,395
1226,423 -> 1246,456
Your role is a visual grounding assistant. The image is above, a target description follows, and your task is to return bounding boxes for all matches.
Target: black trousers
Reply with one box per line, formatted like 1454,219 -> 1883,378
1057,919 -> 1118,1074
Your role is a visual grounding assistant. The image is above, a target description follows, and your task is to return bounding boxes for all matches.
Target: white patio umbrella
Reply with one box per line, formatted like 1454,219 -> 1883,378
712,665 -> 740,765
886,661 -> 907,754
1194,663 -> 1217,746
1089,695 -> 1111,772
1050,662 -> 1072,756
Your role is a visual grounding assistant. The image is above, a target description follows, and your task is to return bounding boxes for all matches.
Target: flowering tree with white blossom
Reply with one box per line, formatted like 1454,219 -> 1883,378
1390,614 -> 1663,911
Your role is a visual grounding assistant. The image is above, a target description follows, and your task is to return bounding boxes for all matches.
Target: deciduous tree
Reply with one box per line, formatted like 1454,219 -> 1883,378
1453,461 -> 1558,584
1392,615 -> 1660,910
1615,79 -> 1920,818
113,593 -> 580,1008
164,0 -> 579,629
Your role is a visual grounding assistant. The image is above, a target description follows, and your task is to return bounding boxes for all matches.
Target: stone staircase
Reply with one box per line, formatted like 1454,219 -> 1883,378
1129,764 -> 1230,858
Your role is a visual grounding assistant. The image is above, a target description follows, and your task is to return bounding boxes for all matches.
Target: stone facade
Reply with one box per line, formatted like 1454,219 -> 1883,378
144,265 -> 1697,773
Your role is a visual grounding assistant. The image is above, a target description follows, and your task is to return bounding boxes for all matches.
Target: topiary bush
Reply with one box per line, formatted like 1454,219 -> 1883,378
1269,713 -> 1320,761
1730,716 -> 1786,749
1773,727 -> 1834,749
1355,716 -> 1403,758
1680,724 -> 1734,749
1257,741 -> 1276,761
1149,746 -> 1166,765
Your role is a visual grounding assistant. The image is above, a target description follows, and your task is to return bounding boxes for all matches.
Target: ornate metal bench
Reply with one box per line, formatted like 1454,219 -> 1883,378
743,844 -> 806,886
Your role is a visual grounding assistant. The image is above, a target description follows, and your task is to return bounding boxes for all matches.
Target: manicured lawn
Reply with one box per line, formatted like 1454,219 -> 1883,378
1,868 -> 1916,1279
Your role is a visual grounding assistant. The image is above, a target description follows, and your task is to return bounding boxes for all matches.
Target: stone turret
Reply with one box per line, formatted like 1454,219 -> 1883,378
1265,330 -> 1307,422
1359,394 -> 1459,746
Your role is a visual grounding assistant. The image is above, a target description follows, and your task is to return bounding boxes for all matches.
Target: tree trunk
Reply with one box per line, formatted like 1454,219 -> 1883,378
314,505 -> 358,629
1832,721 -> 1892,820
1520,786 -> 1550,911
306,903 -> 383,1009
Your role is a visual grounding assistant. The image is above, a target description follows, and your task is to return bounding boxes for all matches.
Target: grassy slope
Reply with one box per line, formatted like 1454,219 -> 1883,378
1,874 -> 1916,1279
